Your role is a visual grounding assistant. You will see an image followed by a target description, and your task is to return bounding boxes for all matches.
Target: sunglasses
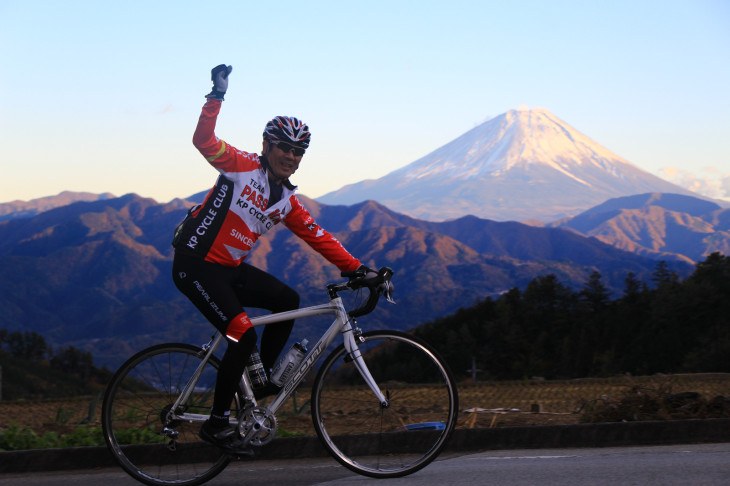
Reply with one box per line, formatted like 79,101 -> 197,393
275,142 -> 306,157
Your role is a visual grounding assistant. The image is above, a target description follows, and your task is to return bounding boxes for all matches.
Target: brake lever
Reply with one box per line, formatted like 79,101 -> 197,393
376,267 -> 396,304
382,281 -> 396,305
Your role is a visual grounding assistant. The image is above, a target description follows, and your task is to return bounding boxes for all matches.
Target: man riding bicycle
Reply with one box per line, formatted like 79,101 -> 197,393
172,64 -> 373,455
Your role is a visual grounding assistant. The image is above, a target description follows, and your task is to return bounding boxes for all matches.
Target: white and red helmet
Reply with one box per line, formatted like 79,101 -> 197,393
263,116 -> 311,149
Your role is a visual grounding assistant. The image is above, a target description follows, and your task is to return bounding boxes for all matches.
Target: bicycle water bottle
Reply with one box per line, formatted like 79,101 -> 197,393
270,339 -> 308,386
245,347 -> 268,389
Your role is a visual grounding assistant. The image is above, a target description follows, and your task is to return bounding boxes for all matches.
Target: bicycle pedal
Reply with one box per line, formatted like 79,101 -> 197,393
229,449 -> 255,459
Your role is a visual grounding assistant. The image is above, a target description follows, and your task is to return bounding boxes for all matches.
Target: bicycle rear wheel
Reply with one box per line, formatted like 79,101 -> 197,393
311,330 -> 458,478
102,343 -> 240,486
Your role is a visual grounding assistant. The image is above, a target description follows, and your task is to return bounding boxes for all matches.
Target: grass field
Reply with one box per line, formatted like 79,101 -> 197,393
1,373 -> 728,446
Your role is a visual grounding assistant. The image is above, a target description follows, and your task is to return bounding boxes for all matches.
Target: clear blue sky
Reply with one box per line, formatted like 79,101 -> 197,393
1,0 -> 729,203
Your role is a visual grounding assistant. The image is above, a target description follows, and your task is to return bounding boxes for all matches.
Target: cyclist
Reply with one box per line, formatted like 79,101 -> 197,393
172,64 -> 372,455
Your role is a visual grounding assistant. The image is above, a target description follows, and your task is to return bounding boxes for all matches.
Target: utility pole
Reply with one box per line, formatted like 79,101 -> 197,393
466,357 -> 482,382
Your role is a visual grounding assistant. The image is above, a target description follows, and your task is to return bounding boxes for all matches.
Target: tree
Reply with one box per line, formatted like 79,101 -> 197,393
651,260 -> 679,288
612,272 -> 651,373
580,271 -> 611,311
521,275 -> 577,378
622,272 -> 644,301
680,253 -> 730,371
51,346 -> 95,381
3,330 -> 48,362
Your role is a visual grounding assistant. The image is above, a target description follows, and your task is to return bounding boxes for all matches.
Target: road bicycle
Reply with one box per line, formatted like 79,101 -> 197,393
101,267 -> 459,486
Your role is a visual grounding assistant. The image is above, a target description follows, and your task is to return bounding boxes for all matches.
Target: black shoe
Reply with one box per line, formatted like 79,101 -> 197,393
199,420 -> 254,457
254,383 -> 281,401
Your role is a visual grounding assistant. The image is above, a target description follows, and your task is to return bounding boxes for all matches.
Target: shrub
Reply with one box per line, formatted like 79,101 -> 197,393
580,383 -> 730,423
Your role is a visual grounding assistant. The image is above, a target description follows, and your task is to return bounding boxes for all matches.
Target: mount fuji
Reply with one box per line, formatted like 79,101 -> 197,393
317,108 -> 698,222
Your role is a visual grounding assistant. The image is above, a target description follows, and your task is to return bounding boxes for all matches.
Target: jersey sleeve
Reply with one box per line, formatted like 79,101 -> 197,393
192,99 -> 260,174
283,196 -> 361,272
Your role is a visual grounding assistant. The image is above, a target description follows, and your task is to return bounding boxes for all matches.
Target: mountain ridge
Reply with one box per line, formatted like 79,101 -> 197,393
553,193 -> 730,263
0,191 -> 691,368
0,191 -> 116,221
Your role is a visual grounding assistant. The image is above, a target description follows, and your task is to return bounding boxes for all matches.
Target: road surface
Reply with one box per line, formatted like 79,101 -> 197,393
2,443 -> 729,485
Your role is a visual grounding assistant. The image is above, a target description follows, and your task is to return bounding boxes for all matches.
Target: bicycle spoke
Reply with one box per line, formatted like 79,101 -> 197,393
312,331 -> 458,478
102,344 -> 235,486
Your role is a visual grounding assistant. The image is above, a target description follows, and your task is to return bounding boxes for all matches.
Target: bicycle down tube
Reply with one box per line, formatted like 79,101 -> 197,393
252,295 -> 388,413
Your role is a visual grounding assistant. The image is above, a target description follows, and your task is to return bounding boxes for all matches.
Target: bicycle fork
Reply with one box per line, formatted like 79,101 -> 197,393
344,326 -> 389,408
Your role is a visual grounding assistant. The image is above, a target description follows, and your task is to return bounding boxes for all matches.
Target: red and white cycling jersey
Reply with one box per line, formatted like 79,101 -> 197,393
174,99 -> 361,273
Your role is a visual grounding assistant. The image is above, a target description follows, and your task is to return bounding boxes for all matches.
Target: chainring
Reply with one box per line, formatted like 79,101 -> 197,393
238,406 -> 278,446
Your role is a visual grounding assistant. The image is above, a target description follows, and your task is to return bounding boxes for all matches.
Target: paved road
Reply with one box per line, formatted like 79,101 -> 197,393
2,443 -> 729,485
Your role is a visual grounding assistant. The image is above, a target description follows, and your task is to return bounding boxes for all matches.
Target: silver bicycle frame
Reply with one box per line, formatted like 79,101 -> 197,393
172,294 -> 388,425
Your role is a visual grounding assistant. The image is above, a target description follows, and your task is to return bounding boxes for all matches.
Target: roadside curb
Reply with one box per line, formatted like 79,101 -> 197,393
2,418 -> 729,474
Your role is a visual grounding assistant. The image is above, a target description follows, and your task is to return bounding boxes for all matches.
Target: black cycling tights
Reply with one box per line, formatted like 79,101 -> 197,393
172,252 -> 300,417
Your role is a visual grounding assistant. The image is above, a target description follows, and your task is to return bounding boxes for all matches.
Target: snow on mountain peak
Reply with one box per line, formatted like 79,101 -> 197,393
398,107 -> 630,185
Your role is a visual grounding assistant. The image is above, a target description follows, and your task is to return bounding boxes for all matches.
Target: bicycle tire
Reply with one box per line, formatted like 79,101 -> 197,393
311,330 -> 459,478
102,343 -> 240,486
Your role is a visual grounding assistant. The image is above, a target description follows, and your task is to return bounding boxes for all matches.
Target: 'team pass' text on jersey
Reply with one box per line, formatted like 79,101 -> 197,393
174,99 -> 361,273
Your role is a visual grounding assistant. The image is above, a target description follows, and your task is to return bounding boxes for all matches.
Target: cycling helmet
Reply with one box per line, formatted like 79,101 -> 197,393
263,116 -> 311,149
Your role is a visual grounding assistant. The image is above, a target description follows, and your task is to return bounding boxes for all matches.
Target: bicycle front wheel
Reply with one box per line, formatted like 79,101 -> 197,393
311,330 -> 458,478
102,343 -> 238,486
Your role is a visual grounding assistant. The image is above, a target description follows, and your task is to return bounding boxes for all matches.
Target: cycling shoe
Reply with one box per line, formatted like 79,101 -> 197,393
199,420 -> 254,457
